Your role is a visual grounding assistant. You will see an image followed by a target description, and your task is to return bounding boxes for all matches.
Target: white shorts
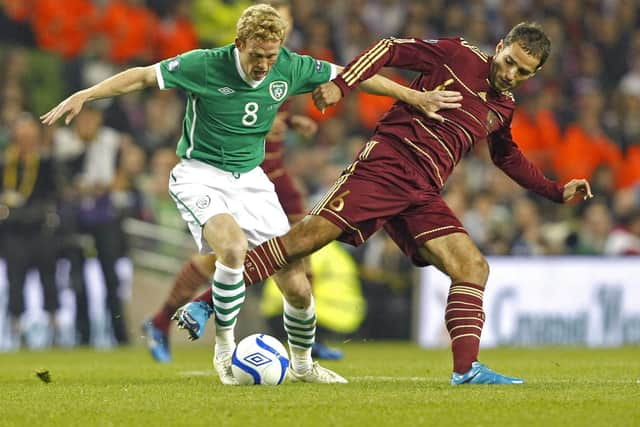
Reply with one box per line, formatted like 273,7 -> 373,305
168,159 -> 290,253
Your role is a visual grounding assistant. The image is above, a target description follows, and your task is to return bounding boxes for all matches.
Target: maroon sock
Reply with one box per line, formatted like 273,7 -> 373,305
193,237 -> 291,310
152,260 -> 208,332
445,282 -> 486,374
244,236 -> 290,284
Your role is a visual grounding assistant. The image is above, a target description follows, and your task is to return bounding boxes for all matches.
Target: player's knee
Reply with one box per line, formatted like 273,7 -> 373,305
283,290 -> 312,309
464,254 -> 489,285
216,241 -> 248,268
449,253 -> 489,285
276,270 -> 312,308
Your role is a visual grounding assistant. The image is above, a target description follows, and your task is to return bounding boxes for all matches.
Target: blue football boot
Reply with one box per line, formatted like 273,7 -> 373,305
172,301 -> 213,340
311,342 -> 344,360
451,361 -> 524,385
142,319 -> 171,363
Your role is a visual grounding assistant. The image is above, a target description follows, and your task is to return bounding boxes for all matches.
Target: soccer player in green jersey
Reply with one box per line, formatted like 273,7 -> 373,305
41,4 -> 462,385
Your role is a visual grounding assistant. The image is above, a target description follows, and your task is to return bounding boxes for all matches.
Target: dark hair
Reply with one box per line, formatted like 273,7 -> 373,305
504,22 -> 551,69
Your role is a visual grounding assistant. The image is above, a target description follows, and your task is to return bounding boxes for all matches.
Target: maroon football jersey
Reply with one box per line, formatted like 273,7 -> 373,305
333,37 -> 563,202
261,100 -> 291,176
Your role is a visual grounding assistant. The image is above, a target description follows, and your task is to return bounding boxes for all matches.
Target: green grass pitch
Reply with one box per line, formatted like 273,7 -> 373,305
1,343 -> 639,426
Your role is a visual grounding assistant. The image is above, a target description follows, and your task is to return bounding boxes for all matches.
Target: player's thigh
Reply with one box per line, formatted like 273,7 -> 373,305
169,160 -> 289,252
383,191 -> 467,268
419,233 -> 489,285
385,189 -> 490,284
169,161 -> 240,253
234,168 -> 290,249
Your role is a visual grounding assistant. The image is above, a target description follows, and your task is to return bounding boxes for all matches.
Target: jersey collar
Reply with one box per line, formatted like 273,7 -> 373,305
233,47 -> 266,88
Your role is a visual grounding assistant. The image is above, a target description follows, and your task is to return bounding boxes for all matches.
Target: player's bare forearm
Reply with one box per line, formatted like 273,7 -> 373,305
360,75 -> 462,122
83,66 -> 157,100
359,74 -> 408,99
41,66 -> 157,125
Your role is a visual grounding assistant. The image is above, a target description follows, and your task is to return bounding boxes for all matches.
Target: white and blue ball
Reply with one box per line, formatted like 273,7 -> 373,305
231,334 -> 289,385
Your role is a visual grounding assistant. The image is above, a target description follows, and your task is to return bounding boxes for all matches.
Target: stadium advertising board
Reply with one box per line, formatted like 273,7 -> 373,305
417,257 -> 640,347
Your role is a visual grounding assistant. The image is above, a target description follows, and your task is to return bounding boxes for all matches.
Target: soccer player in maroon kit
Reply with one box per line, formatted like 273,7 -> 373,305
178,22 -> 593,384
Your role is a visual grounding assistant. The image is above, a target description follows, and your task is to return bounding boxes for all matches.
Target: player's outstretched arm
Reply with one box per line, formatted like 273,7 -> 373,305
360,75 -> 462,122
562,178 -> 594,202
40,66 -> 157,126
312,69 -> 461,123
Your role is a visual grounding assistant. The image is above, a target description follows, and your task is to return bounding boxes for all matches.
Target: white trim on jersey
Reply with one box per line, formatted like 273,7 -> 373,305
329,63 -> 338,81
154,63 -> 166,90
233,47 -> 265,88
186,96 -> 197,158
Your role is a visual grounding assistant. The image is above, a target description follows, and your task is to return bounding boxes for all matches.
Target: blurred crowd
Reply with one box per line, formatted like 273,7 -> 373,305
1,0 -> 640,347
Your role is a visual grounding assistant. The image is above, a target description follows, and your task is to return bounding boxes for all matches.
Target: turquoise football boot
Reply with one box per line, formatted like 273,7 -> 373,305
172,301 -> 213,340
451,361 -> 524,385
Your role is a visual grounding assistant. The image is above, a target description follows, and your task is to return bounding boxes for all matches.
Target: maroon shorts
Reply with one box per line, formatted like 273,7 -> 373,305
309,140 -> 467,266
269,169 -> 305,218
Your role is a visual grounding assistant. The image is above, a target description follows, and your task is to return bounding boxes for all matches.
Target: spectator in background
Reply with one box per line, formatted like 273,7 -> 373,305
155,0 -> 198,61
137,90 -> 183,157
511,83 -> 562,174
99,0 -> 159,65
553,87 -> 623,185
567,200 -> 613,255
31,0 -> 97,59
0,0 -> 36,46
0,82 -> 25,149
52,105 -> 130,345
142,147 -> 182,233
463,189 -> 511,255
509,197 -> 545,256
0,114 -> 61,348
604,208 -> 640,255
191,0 -> 251,46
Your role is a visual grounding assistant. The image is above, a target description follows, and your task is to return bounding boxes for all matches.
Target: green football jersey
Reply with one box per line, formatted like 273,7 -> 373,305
155,45 -> 335,173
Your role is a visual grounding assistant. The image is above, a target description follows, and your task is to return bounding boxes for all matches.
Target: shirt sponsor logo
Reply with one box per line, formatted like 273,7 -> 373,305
195,195 -> 211,209
269,81 -> 288,101
168,58 -> 180,72
315,60 -> 322,72
218,87 -> 235,95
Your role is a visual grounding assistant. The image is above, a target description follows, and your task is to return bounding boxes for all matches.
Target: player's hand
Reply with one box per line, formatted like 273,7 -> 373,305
563,178 -> 594,202
40,91 -> 88,126
312,82 -> 343,111
411,79 -> 462,123
289,115 -> 318,138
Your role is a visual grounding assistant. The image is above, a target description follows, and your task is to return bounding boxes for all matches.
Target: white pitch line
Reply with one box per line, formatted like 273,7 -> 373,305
350,376 -> 430,382
178,372 -> 639,385
180,370 -> 212,376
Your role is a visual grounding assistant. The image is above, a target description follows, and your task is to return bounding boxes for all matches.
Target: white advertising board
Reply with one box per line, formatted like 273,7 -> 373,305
417,257 -> 640,347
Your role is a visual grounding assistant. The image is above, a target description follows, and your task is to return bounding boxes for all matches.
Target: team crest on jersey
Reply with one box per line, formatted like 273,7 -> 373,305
269,81 -> 288,101
195,195 -> 211,209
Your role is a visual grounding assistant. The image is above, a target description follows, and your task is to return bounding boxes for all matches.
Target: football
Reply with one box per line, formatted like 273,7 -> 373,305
231,334 -> 290,385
